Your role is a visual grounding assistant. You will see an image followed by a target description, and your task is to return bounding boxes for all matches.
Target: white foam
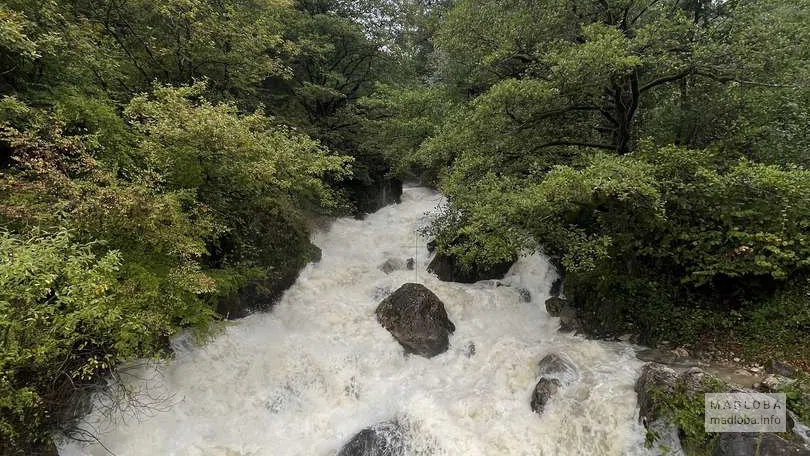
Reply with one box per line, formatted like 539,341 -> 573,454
59,187 -> 653,456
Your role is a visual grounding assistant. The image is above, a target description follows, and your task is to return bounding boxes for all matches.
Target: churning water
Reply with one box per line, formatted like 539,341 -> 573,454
60,186 -> 654,456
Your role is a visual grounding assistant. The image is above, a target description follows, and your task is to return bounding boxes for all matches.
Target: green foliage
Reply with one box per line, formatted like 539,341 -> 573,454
0,1 -> 368,449
366,0 -> 810,359
647,375 -> 728,455
780,372 -> 810,424
0,230 -> 204,450
125,83 -> 350,209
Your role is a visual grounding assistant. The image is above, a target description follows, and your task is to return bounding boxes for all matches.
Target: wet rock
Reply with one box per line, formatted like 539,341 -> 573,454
379,258 -> 406,274
544,297 -> 581,332
545,297 -> 566,316
216,243 -> 321,319
618,333 -> 634,343
517,288 -> 531,303
349,172 -> 403,216
530,354 -> 577,415
557,306 -> 581,333
426,239 -> 437,253
531,378 -> 562,414
635,363 -> 679,425
338,422 -> 406,456
376,283 -> 455,358
672,347 -> 689,358
537,353 -> 577,380
427,253 -> 515,284
711,432 -> 810,456
792,413 -> 810,447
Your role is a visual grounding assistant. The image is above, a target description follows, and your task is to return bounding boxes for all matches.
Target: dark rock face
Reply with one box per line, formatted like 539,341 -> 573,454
427,253 -> 515,284
209,205 -> 322,319
427,239 -> 437,253
376,283 -> 455,358
531,378 -> 562,414
635,363 -> 679,425
216,243 -> 321,320
338,422 -> 406,456
712,433 -> 810,456
350,175 -> 404,216
544,297 -> 582,333
545,297 -> 567,316
550,277 -> 564,297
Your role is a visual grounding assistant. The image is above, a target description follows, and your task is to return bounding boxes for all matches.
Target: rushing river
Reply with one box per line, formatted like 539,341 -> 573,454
61,186 -> 654,456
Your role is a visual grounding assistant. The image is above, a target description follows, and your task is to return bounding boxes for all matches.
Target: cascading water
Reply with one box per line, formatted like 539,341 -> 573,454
60,186 -> 655,456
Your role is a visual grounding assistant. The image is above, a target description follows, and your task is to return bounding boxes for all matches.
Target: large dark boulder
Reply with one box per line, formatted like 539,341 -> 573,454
379,258 -> 415,275
427,253 -> 515,284
338,422 -> 406,456
376,283 -> 455,358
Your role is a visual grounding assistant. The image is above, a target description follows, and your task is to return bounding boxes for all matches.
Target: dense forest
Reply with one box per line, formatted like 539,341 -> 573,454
1,0 -> 809,454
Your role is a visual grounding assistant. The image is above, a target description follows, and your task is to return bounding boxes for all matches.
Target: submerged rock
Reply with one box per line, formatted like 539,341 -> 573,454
376,283 -> 455,358
427,253 -> 515,284
537,353 -> 577,381
349,174 -> 403,216
531,353 -> 578,415
517,288 -> 531,303
338,422 -> 406,456
531,377 -> 562,414
380,258 -> 406,274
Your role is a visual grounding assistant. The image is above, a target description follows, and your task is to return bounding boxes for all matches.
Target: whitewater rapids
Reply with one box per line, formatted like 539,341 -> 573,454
60,186 -> 654,456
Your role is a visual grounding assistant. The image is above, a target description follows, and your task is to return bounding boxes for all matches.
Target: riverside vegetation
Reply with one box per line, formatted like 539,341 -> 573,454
1,0 -> 809,455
